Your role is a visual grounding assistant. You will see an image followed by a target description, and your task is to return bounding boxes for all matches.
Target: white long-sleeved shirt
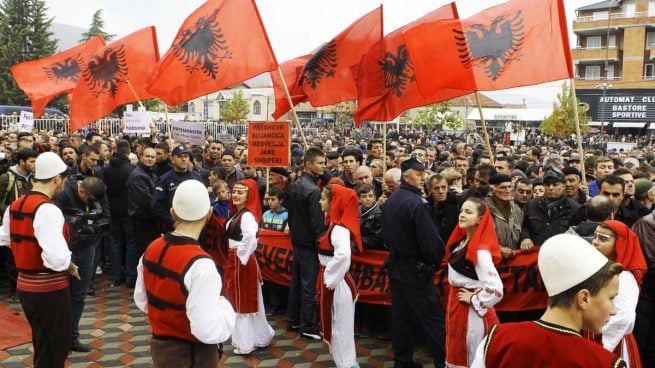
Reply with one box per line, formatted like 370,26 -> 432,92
134,255 -> 236,344
0,203 -> 71,272
320,225 -> 351,289
448,249 -> 503,317
226,211 -> 258,266
602,270 -> 639,351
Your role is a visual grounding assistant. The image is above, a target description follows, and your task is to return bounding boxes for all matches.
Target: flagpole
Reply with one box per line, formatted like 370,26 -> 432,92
265,167 -> 270,195
474,91 -> 495,166
382,122 -> 387,174
163,104 -> 171,136
276,67 -> 309,150
125,78 -> 154,126
569,78 -> 587,187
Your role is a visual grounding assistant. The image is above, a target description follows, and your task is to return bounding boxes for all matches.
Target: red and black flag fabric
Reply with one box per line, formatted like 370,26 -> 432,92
146,0 -> 278,106
69,26 -> 160,131
298,6 -> 382,107
271,54 -> 311,120
403,0 -> 573,96
354,3 -> 463,125
10,36 -> 106,118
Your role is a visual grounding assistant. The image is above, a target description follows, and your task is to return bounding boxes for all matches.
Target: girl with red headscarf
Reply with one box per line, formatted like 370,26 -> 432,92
591,220 -> 647,367
318,184 -> 361,368
224,179 -> 274,355
445,197 -> 503,367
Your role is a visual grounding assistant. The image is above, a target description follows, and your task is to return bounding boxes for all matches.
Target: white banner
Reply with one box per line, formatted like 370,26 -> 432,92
19,111 -> 34,133
123,111 -> 150,135
214,133 -> 236,143
170,121 -> 205,146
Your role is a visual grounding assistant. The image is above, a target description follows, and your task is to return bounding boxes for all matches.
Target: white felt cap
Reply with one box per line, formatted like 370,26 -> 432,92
172,180 -> 210,221
538,234 -> 609,297
34,152 -> 68,180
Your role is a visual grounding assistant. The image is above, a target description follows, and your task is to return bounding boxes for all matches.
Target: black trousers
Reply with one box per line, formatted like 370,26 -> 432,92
19,287 -> 71,368
150,337 -> 220,368
286,245 -> 319,333
635,271 -> 655,366
390,264 -> 445,368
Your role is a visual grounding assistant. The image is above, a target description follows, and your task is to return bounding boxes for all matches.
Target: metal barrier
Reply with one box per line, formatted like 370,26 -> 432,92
0,116 -> 321,141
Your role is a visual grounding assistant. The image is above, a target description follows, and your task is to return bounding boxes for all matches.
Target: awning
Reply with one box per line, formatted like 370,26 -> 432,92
588,121 -> 603,126
649,123 -> 655,130
612,122 -> 646,128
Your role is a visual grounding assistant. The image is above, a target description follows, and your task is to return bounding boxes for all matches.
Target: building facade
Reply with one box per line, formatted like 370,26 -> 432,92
187,85 -> 276,122
573,0 -> 655,133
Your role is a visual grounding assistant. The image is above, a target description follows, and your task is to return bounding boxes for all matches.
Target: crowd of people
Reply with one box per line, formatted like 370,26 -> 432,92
1,124 -> 655,367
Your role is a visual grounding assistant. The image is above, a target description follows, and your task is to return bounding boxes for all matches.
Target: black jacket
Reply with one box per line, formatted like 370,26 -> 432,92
103,153 -> 134,218
382,183 -> 445,267
126,162 -> 157,220
287,172 -> 325,248
521,195 -> 585,246
55,182 -> 110,251
151,169 -> 203,229
360,203 -> 385,250
616,198 -> 650,228
153,160 -> 172,177
428,191 -> 459,244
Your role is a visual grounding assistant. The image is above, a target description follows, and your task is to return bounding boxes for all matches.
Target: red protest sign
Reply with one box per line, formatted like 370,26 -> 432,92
247,121 -> 290,167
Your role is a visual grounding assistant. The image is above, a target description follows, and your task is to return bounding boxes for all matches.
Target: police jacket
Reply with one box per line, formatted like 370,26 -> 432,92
520,195 -> 585,246
382,183 -> 444,267
287,172 -> 325,248
103,153 -> 134,218
127,162 -> 157,220
151,169 -> 203,229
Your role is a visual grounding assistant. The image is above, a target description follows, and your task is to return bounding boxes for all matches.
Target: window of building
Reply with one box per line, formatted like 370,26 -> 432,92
190,103 -> 195,114
253,100 -> 261,115
650,1 -> 655,16
206,101 -> 213,119
587,36 -> 601,49
645,64 -> 655,79
647,32 -> 655,48
608,34 -> 616,48
592,11 -> 608,21
586,65 -> 601,80
625,3 -> 636,17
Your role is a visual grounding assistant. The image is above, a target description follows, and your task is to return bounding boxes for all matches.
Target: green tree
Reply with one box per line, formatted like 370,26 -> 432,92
540,82 -> 589,138
0,0 -> 57,106
219,91 -> 249,123
412,102 -> 463,131
80,9 -> 115,42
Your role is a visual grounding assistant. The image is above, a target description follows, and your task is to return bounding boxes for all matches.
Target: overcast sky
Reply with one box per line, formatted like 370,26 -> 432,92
45,0 -> 595,107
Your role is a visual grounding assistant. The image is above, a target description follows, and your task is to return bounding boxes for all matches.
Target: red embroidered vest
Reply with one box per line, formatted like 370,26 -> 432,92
143,234 -> 212,342
10,192 -> 58,272
484,321 -> 626,368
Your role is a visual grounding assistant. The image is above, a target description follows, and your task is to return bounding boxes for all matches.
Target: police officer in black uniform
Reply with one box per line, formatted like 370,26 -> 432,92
382,157 -> 446,368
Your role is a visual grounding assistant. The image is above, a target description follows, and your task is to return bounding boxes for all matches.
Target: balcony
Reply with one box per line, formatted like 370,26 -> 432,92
575,76 -> 623,81
574,11 -> 655,31
572,46 -> 622,61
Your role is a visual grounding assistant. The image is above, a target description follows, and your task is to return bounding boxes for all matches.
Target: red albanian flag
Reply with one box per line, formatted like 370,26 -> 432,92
403,0 -> 573,97
146,0 -> 278,106
271,54 -> 311,120
354,3 -> 465,125
10,36 -> 106,118
69,26 -> 160,131
299,6 -> 382,107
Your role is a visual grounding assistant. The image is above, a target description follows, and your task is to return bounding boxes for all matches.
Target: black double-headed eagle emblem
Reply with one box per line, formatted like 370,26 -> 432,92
82,45 -> 128,98
298,40 -> 338,90
171,8 -> 233,79
44,55 -> 84,84
380,44 -> 415,97
454,11 -> 525,81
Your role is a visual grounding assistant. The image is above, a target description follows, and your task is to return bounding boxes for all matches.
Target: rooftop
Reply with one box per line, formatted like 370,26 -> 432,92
576,0 -> 621,13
